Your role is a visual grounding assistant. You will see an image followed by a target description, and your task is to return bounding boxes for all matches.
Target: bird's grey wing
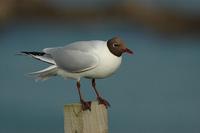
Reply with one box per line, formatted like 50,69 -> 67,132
63,40 -> 105,52
43,40 -> 105,54
49,48 -> 99,73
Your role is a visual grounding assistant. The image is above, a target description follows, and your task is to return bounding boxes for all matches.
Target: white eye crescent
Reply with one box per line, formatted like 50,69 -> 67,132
113,43 -> 119,47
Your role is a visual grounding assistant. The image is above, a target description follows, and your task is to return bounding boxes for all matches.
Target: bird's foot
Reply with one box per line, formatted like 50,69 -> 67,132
97,97 -> 110,108
80,99 -> 91,111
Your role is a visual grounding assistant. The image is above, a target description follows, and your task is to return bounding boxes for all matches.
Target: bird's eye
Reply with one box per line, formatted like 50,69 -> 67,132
113,43 -> 119,47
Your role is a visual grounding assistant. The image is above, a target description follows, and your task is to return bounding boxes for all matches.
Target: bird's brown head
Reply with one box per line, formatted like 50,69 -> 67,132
107,37 -> 133,57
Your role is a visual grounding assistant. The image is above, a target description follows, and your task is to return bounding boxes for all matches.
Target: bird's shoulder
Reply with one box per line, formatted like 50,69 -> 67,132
63,40 -> 106,52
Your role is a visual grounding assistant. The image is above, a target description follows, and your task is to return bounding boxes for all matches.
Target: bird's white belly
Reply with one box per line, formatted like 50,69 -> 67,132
84,56 -> 122,79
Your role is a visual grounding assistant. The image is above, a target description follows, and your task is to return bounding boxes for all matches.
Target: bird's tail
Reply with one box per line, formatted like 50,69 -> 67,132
18,51 -> 56,65
28,65 -> 58,81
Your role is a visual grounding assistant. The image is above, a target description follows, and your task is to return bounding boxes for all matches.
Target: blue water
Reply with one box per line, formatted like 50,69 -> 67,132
0,21 -> 200,133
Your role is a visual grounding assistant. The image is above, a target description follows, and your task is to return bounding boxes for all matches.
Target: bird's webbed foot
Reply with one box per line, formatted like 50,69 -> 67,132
97,97 -> 110,108
80,99 -> 92,111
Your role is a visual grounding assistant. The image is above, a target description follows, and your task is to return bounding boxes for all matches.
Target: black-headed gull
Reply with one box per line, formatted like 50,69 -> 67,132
20,37 -> 133,110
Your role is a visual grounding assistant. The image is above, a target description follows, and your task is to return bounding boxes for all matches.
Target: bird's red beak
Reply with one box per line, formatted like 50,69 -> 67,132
123,48 -> 134,54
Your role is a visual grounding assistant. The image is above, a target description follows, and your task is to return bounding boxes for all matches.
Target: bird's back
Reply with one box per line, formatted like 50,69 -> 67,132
63,40 -> 106,52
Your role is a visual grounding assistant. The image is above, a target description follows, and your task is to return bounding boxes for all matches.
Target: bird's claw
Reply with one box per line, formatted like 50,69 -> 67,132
80,100 -> 91,111
97,97 -> 110,108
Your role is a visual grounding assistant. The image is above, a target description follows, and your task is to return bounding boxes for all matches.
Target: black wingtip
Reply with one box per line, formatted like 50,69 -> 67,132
20,51 -> 29,55
18,51 -> 45,56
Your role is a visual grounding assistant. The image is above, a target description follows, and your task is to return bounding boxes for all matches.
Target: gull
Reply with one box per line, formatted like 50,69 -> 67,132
19,37 -> 133,110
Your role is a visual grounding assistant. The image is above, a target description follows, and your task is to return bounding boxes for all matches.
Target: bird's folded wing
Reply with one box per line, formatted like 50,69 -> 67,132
49,49 -> 99,73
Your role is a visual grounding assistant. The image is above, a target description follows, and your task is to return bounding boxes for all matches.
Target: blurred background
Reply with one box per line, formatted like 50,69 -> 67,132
0,0 -> 200,133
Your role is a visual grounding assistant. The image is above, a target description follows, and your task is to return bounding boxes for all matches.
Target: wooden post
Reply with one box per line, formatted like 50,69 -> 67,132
64,101 -> 108,133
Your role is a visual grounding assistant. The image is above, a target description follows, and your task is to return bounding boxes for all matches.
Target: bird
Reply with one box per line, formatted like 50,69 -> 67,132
19,37 -> 133,111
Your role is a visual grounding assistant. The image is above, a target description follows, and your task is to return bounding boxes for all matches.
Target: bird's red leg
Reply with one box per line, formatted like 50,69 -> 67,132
76,81 -> 91,111
92,79 -> 110,108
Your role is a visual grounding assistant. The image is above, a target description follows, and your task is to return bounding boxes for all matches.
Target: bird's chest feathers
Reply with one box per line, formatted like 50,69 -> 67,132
89,50 -> 122,78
